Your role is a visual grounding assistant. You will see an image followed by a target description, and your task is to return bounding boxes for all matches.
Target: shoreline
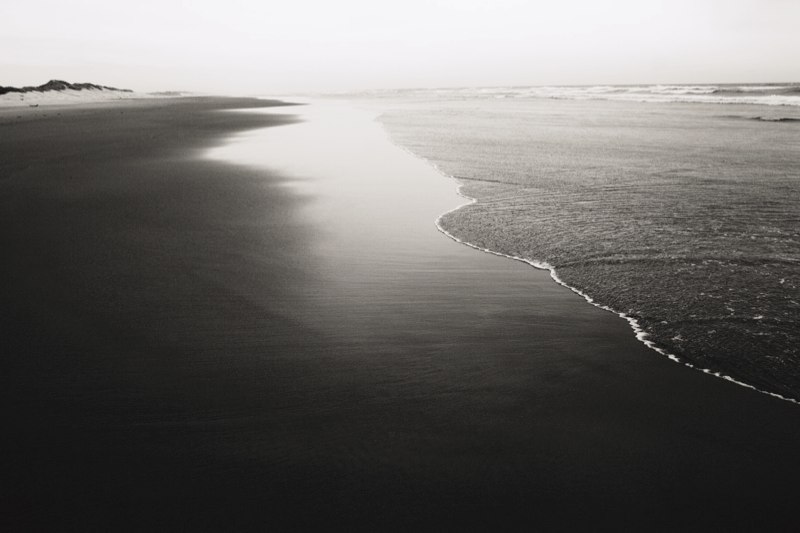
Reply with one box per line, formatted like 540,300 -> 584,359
380,119 -> 800,406
432,164 -> 800,406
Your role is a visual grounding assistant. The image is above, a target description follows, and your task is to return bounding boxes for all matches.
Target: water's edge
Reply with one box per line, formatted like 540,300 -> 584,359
376,115 -> 799,406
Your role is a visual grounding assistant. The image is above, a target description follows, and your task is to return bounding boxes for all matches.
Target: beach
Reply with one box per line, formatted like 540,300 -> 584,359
3,97 -> 800,531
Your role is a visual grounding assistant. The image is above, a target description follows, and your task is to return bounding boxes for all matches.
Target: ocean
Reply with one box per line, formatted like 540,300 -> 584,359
373,84 -> 800,400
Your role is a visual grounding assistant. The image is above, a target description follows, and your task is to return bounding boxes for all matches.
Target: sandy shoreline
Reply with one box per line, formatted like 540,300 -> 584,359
3,97 -> 800,531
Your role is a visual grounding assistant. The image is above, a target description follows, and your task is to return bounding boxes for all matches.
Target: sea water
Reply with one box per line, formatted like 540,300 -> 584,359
373,85 -> 800,399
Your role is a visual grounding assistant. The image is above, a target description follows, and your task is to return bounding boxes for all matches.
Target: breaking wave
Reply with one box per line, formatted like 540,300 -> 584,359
367,84 -> 800,107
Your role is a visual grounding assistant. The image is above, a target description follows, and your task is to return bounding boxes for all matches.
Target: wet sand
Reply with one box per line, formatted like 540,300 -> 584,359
2,98 -> 800,531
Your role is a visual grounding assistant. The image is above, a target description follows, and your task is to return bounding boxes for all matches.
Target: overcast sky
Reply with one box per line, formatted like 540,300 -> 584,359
2,0 -> 798,94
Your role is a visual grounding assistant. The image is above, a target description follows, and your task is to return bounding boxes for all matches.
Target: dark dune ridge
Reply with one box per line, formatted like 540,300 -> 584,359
3,98 -> 800,531
0,79 -> 132,95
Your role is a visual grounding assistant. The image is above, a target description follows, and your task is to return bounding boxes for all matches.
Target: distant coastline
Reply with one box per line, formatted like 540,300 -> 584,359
0,80 -> 188,108
0,79 -> 132,95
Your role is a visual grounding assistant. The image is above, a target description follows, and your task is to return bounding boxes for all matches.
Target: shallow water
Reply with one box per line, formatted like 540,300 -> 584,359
378,96 -> 800,399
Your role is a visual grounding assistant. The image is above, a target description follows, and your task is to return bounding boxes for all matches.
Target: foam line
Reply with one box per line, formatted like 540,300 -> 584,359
377,117 -> 800,406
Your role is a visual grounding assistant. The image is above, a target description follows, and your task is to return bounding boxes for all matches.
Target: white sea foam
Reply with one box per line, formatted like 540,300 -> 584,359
370,84 -> 800,107
379,116 -> 800,406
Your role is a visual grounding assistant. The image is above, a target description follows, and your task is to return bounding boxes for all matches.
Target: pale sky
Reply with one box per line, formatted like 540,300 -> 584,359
2,0 -> 798,94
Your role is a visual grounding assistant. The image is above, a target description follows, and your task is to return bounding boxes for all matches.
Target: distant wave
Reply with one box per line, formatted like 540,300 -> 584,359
752,116 -> 800,122
373,84 -> 800,107
721,115 -> 800,123
712,86 -> 800,95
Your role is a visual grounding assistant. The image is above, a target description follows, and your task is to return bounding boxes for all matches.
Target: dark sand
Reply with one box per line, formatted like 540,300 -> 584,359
2,98 -> 800,531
